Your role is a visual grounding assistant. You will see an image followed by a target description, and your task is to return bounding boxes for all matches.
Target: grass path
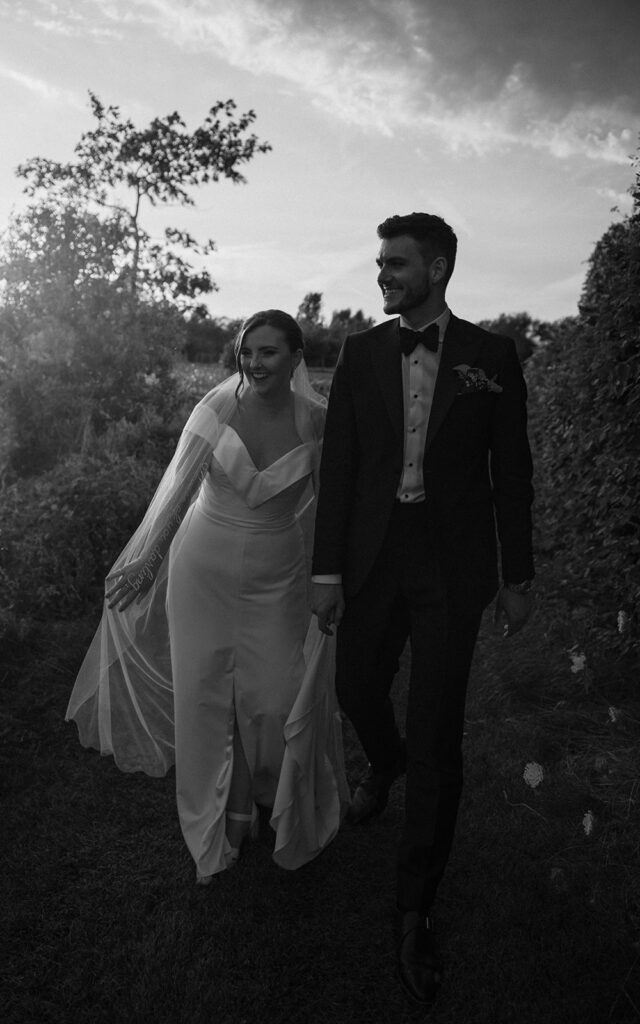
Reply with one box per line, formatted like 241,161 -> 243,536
2,562 -> 639,1024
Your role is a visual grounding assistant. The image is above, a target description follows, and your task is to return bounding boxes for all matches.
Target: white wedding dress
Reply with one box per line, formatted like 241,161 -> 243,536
168,425 -> 347,875
67,389 -> 349,877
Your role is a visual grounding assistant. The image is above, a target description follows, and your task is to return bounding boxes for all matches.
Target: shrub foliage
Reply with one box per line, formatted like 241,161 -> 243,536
526,194 -> 639,656
1,448 -> 167,622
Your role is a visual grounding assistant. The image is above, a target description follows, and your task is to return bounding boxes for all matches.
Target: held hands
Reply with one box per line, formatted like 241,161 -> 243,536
105,551 -> 162,611
311,582 -> 345,636
493,586 -> 533,639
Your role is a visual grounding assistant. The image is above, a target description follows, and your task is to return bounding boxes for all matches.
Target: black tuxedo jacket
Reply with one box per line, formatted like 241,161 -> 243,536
312,313 -> 534,608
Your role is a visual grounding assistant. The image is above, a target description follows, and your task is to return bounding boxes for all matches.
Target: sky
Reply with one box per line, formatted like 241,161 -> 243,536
0,0 -> 638,325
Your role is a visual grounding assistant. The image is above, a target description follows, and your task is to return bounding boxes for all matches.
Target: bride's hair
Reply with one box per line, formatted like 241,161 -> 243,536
234,309 -> 305,394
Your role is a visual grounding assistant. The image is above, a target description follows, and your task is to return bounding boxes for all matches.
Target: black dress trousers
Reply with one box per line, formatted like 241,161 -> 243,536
336,500 -> 483,913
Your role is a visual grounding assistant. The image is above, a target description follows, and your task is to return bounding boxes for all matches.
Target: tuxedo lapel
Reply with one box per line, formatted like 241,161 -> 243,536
425,314 -> 483,450
370,320 -> 404,439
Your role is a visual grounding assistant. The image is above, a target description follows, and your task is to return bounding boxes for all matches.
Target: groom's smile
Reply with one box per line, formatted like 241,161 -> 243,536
377,235 -> 436,322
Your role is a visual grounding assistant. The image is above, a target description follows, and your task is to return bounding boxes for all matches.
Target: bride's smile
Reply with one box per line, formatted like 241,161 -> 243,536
239,324 -> 302,398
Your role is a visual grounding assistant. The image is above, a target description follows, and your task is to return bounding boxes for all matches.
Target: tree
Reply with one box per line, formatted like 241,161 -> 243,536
13,92 -> 271,309
327,307 -> 375,339
186,314 -> 243,364
477,312 -> 554,363
0,93 -> 271,477
296,293 -> 375,367
296,292 -> 323,326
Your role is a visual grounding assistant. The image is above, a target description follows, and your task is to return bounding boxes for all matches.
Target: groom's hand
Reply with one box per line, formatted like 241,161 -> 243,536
494,586 -> 533,638
311,582 -> 345,636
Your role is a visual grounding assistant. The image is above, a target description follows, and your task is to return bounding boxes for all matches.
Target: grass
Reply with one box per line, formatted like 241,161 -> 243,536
2,363 -> 639,1023
2,560 -> 639,1024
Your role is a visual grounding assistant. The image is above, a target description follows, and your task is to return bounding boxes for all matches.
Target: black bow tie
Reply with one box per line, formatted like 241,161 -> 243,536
398,322 -> 440,356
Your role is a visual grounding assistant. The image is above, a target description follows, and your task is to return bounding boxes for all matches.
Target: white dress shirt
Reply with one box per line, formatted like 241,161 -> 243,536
396,306 -> 450,503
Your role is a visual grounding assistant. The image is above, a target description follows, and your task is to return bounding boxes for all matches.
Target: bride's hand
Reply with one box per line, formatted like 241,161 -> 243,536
105,553 -> 161,611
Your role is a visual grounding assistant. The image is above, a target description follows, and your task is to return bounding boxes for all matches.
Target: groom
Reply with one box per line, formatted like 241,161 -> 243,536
311,212 -> 534,1005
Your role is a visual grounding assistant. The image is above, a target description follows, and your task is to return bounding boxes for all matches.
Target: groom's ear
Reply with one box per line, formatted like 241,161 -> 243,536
429,256 -> 448,284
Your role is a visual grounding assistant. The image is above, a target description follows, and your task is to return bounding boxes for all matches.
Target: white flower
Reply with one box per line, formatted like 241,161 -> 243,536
523,762 -> 544,788
617,610 -> 629,634
608,706 -> 621,724
582,810 -> 595,836
569,650 -> 587,674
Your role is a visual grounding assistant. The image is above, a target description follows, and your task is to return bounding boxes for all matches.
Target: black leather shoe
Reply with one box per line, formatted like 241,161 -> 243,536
348,748 -> 406,824
397,911 -> 442,1006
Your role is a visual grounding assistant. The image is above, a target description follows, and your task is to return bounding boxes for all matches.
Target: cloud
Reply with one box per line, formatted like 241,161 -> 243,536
33,17 -> 121,39
6,0 -> 130,38
595,187 -> 635,213
11,0 -> 637,163
405,0 -> 640,107
27,8 -> 118,39
0,64 -> 85,108
103,0 -> 638,165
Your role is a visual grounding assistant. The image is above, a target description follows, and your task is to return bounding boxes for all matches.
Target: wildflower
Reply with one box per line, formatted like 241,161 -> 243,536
617,610 -> 628,634
582,810 -> 595,836
523,762 -> 544,789
569,650 -> 586,674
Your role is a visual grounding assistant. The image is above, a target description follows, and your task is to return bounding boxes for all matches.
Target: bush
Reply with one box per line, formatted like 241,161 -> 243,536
0,449 -> 167,623
526,207 -> 640,657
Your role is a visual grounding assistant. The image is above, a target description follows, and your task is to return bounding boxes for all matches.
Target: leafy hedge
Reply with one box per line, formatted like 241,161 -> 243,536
526,207 -> 640,656
0,449 -> 167,625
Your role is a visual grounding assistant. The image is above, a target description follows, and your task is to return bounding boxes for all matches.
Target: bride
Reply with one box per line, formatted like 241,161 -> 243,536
66,309 -> 349,883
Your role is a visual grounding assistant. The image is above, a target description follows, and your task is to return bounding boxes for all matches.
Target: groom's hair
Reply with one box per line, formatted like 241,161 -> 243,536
377,213 -> 457,284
